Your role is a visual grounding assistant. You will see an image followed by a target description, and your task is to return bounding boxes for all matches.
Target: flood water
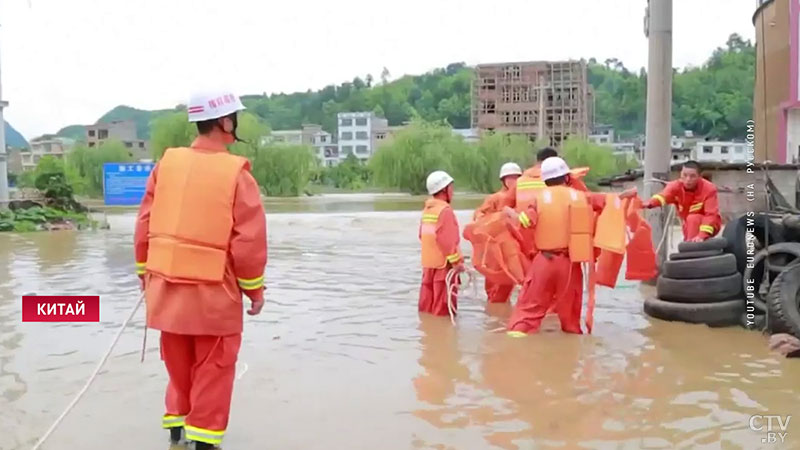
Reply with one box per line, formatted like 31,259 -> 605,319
1,193 -> 799,450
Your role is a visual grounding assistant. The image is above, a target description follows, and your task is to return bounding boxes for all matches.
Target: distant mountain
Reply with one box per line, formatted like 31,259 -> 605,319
56,124 -> 87,141
4,121 -> 28,148
56,105 -> 177,142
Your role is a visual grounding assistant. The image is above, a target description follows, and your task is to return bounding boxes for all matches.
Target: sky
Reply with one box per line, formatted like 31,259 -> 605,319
1,0 -> 757,139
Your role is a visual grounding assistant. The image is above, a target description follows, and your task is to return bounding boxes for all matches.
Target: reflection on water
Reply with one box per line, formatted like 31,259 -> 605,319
0,193 -> 798,450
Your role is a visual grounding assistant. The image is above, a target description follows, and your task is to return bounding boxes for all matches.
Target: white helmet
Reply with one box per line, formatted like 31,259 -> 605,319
499,162 -> 522,179
540,157 -> 570,181
426,170 -> 454,195
187,90 -> 246,122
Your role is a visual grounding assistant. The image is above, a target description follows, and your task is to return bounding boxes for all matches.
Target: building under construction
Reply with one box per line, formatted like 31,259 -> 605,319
471,60 -> 594,147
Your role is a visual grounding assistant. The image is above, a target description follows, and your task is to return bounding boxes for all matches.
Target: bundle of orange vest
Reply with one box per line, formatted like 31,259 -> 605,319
463,193 -> 658,333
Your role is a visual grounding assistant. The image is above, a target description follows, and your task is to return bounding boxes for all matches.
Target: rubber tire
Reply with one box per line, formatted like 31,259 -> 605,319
678,237 -> 728,253
766,263 -> 800,338
644,297 -> 743,327
656,273 -> 742,303
662,254 -> 737,280
669,249 -> 723,261
782,214 -> 800,242
742,242 -> 800,313
723,214 -> 786,274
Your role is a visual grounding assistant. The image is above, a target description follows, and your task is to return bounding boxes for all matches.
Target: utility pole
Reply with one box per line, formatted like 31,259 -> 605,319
643,0 -> 672,265
0,21 -> 8,205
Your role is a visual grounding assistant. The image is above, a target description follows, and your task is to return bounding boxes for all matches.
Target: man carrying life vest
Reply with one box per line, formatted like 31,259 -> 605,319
419,170 -> 465,317
503,157 -> 610,336
133,90 -> 267,450
472,162 -> 523,303
643,160 -> 722,242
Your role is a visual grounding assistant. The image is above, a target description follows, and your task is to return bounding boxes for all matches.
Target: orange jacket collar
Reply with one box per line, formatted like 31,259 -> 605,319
191,135 -> 228,153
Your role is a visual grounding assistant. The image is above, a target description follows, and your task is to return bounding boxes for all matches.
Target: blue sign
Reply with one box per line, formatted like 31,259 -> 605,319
102,162 -> 155,206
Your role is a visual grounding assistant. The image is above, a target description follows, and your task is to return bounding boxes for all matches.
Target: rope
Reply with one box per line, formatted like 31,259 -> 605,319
32,292 -> 145,450
445,266 -> 477,326
656,205 -> 676,255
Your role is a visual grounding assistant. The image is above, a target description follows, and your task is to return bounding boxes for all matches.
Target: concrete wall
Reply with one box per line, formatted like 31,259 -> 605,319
609,167 -> 799,222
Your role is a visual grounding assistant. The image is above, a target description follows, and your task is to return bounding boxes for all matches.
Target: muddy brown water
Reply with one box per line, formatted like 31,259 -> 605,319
1,193 -> 798,450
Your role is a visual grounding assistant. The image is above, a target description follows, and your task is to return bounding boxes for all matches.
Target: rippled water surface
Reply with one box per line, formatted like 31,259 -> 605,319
1,193 -> 798,450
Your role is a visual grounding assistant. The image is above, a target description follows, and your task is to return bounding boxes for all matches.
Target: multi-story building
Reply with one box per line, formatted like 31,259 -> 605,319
264,124 -> 339,166
337,112 -> 389,160
471,60 -> 593,147
589,125 -> 615,145
20,135 -> 75,171
86,120 -> 150,161
693,141 -> 749,163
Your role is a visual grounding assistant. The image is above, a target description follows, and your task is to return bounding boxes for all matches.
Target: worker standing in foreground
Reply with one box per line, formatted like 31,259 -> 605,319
503,157 -> 611,336
472,162 -> 522,303
643,160 -> 721,242
419,170 -> 465,317
133,90 -> 267,450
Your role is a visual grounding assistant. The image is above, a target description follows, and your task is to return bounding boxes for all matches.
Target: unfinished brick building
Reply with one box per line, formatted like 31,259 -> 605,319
471,60 -> 594,147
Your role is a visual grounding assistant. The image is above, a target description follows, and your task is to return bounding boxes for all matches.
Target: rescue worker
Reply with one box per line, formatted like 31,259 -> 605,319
503,157 -> 609,336
472,162 -> 522,303
133,90 -> 267,450
509,147 -> 589,212
643,160 -> 722,242
419,170 -> 465,317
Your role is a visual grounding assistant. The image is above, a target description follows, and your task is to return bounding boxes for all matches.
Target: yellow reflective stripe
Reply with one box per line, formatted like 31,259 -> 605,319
689,202 -> 703,212
446,253 -> 461,263
517,182 -> 546,189
135,261 -> 146,275
421,218 -> 438,223
162,415 -> 185,428
519,211 -> 532,228
507,331 -> 527,338
184,425 -> 224,445
699,225 -> 715,234
237,275 -> 264,290
422,214 -> 439,219
652,194 -> 666,206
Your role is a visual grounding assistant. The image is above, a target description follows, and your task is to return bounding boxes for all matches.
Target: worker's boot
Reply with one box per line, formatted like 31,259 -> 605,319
190,441 -> 219,450
168,427 -> 183,444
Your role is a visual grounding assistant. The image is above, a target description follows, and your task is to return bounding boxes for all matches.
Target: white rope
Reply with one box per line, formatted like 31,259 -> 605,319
32,292 -> 145,450
445,267 -> 477,325
656,205 -> 676,255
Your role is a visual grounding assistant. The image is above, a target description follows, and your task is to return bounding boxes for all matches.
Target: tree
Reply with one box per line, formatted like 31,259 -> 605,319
150,111 -> 198,159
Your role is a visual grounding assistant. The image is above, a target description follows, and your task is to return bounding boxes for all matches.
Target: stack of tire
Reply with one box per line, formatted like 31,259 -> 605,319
644,237 -> 744,327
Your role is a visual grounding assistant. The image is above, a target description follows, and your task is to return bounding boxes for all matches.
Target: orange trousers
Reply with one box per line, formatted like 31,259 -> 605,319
507,252 -> 583,334
485,280 -> 514,303
160,331 -> 241,446
419,267 -> 459,316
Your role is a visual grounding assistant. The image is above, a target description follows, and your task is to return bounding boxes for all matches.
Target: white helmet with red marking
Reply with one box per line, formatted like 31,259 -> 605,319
187,90 -> 246,122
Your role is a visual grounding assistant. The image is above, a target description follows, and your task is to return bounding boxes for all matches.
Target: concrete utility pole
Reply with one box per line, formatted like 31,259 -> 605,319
0,22 -> 8,205
643,0 -> 673,265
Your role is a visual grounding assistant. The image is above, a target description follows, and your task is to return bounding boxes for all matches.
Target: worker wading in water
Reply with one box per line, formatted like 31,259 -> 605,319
472,162 -> 523,303
503,157 -> 635,336
134,90 -> 267,450
643,160 -> 722,242
419,170 -> 465,317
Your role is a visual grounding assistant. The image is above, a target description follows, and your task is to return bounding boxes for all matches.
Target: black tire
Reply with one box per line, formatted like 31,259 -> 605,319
656,273 -> 742,303
742,242 -> 800,313
782,214 -> 800,242
669,249 -> 723,261
662,254 -> 737,280
723,214 -> 786,274
644,297 -> 743,327
678,237 -> 728,253
766,263 -> 800,338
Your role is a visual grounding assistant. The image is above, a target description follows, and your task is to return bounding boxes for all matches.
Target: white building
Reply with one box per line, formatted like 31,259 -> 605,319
262,124 -> 339,166
21,135 -> 75,171
337,112 -> 389,161
693,141 -> 749,163
589,125 -> 615,145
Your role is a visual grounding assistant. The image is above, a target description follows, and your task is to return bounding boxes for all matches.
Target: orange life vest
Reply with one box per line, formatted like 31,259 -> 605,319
594,193 -> 627,254
420,198 -> 461,269
463,211 -> 530,285
532,186 -> 594,263
145,147 -> 249,283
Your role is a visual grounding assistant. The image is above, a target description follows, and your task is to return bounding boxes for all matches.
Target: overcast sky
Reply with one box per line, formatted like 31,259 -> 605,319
2,0 -> 757,139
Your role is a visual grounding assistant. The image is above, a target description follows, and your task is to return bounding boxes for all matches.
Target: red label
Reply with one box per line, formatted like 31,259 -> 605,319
22,296 -> 100,322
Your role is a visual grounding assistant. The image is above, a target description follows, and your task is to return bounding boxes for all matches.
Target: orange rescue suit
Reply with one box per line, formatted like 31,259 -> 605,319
507,186 -> 605,335
419,198 -> 463,316
471,188 -> 517,303
647,178 -> 722,241
133,136 -> 267,446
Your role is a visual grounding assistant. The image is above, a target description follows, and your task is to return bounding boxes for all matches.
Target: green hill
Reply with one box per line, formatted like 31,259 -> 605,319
4,121 -> 28,148
49,32 -> 754,143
